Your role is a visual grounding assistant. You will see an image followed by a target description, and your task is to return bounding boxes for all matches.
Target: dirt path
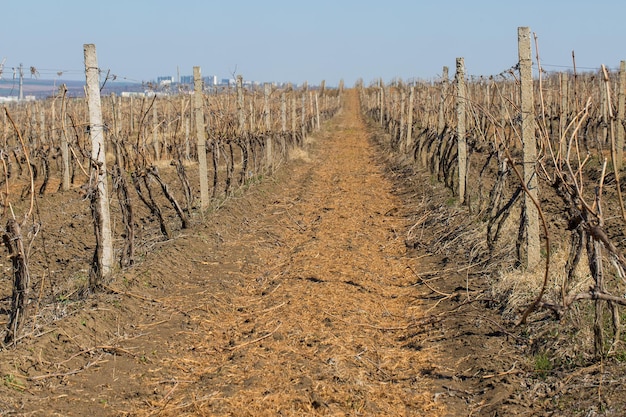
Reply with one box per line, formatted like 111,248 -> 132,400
131,90 -> 442,415
2,91 -> 520,416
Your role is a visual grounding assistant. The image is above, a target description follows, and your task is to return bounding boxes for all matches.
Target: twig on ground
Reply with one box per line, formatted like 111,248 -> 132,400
224,322 -> 282,351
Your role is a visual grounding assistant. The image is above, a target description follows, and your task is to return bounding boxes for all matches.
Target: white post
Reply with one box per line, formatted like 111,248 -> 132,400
518,26 -> 540,270
83,44 -> 113,285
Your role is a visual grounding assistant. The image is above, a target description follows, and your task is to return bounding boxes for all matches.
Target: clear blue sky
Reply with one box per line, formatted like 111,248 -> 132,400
2,0 -> 624,87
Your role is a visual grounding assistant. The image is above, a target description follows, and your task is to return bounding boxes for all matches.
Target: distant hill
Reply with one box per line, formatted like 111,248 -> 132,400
0,77 -> 146,99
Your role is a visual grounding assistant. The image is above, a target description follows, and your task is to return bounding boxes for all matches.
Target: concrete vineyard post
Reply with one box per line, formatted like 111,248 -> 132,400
291,94 -> 297,144
399,89 -> 406,152
115,94 -> 122,137
301,84 -> 307,140
264,83 -> 273,170
379,79 -> 384,126
60,84 -> 70,191
183,95 -> 190,160
30,108 -> 37,147
194,66 -> 210,211
264,83 -> 272,131
438,66 -> 449,137
164,99 -> 171,160
617,60 -> 625,171
236,75 -> 249,182
601,72 -> 609,147
518,26 -> 540,270
2,110 -> 6,147
315,93 -> 320,131
308,89 -> 313,125
405,85 -> 415,153
249,100 -> 255,133
51,96 -> 55,159
83,43 -> 113,287
281,92 -> 287,156
130,96 -> 135,134
152,99 -> 160,161
236,75 -> 245,134
560,72 -> 568,166
39,107 -> 45,148
455,58 -> 467,204
185,115 -> 190,160
429,66 -> 448,169
281,92 -> 287,133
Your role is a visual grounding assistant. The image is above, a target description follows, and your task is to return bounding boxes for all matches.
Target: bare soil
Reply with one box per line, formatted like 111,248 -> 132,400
0,90 -> 623,416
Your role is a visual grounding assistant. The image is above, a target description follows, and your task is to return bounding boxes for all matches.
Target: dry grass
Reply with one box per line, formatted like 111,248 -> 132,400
492,243 -> 594,321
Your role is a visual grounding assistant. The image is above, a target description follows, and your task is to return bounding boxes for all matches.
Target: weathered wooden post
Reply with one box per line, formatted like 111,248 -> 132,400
194,66 -> 210,211
518,26 -> 540,270
83,43 -> 113,288
455,58 -> 467,204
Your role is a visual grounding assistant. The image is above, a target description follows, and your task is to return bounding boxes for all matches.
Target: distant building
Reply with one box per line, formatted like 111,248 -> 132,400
157,76 -> 175,86
204,75 -> 217,86
120,91 -> 146,98
0,95 -> 35,103
179,74 -> 217,87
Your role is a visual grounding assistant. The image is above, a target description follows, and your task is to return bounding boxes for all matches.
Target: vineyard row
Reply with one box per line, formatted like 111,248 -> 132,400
359,27 -> 626,358
0,44 -> 344,345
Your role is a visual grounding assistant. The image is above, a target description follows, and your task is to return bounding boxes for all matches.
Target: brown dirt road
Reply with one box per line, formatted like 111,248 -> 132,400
0,91 -> 530,416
